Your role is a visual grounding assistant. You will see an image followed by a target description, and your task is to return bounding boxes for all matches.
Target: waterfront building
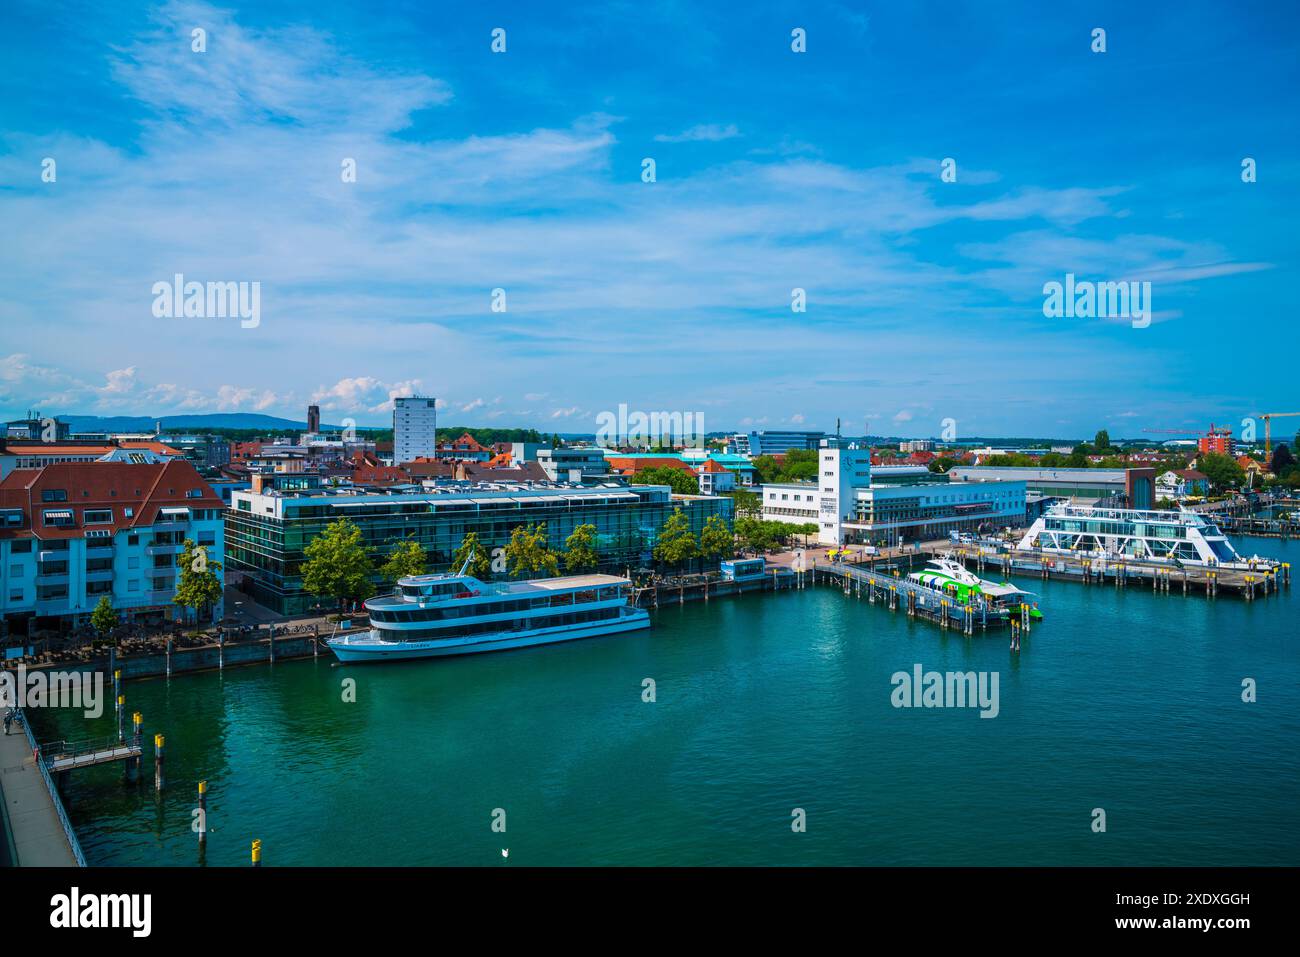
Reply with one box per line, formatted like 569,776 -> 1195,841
393,396 -> 438,464
947,466 -> 1155,509
224,476 -> 733,614
0,460 -> 225,634
762,439 -> 1024,545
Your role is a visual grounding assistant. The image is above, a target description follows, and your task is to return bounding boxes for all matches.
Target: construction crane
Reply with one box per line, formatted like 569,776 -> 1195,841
1257,412 -> 1300,453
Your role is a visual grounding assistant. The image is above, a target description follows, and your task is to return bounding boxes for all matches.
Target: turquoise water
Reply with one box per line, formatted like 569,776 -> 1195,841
33,540 -> 1300,866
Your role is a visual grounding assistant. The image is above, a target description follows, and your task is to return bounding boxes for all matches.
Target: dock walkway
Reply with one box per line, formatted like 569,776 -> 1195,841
0,712 -> 81,867
925,544 -> 1288,598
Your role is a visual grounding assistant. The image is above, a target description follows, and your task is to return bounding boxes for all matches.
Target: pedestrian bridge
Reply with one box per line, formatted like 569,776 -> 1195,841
40,736 -> 141,773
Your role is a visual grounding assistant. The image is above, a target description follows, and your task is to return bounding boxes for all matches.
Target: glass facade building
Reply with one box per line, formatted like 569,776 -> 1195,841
225,481 -> 733,614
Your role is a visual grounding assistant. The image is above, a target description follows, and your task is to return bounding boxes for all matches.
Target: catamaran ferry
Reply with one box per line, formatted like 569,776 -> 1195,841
1017,502 -> 1277,570
908,556 -> 1043,619
327,564 -> 650,662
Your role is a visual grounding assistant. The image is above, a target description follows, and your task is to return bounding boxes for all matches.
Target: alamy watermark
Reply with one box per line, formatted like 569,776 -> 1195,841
152,274 -> 261,328
1,665 -> 104,719
890,664 -> 999,718
595,404 -> 705,449
1042,273 -> 1151,329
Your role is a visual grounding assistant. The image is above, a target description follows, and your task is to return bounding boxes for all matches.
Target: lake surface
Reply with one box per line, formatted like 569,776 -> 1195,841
34,539 -> 1300,866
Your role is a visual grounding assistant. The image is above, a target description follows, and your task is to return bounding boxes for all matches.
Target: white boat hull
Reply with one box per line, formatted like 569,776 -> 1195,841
327,609 -> 651,662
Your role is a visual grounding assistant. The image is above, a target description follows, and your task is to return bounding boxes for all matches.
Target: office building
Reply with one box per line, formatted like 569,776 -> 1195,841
948,466 -> 1155,509
225,477 -> 733,614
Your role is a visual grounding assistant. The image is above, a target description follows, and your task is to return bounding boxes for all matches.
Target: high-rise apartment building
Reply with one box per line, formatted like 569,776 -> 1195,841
393,397 -> 437,464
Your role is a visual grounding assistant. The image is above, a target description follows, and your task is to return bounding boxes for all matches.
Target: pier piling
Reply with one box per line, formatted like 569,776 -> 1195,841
154,734 -> 165,792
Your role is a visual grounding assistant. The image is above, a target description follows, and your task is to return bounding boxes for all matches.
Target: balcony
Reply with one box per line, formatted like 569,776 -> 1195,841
146,543 -> 185,557
85,539 -> 114,552
85,568 -> 115,583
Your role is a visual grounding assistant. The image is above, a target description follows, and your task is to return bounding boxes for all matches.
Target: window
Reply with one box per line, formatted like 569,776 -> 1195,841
127,534 -> 139,545
124,507 -> 134,518
84,509 -> 113,524
128,579 -> 140,592
9,588 -> 21,601
42,509 -> 74,527
128,556 -> 140,569
41,489 -> 68,502
9,564 -> 23,577
11,540 -> 31,553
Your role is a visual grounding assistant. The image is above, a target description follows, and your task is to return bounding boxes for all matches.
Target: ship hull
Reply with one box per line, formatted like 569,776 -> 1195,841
328,609 -> 651,662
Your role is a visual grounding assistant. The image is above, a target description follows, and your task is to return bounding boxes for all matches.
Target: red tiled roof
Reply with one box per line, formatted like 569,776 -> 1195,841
697,459 -> 730,473
0,460 -> 223,540
607,457 -> 694,473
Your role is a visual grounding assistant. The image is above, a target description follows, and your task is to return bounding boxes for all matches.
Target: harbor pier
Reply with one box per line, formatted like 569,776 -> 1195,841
927,545 -> 1289,599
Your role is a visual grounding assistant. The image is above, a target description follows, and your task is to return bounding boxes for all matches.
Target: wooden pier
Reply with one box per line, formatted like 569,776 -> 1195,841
804,561 -> 1033,637
924,545 -> 1289,599
633,568 -> 795,608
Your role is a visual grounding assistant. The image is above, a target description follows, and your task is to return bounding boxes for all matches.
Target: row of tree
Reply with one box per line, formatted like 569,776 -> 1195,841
296,510 -> 741,612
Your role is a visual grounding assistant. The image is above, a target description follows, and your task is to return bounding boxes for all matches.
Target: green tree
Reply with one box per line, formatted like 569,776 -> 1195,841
631,466 -> 700,495
90,595 -> 117,640
173,539 -> 224,629
380,537 -> 426,582
928,456 -> 959,473
1270,443 -> 1295,477
1197,452 -> 1245,493
450,531 -> 492,578
301,518 -> 376,613
652,507 -> 699,571
563,523 -> 600,574
1094,429 -> 1111,451
505,523 -> 560,578
728,487 -> 762,517
699,514 -> 735,562
750,455 -> 783,485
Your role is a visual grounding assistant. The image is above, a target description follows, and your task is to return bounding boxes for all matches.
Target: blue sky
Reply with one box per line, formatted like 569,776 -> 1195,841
1,0 -> 1296,439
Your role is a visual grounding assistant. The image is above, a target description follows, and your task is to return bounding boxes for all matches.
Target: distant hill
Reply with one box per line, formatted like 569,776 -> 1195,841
61,413 -> 343,432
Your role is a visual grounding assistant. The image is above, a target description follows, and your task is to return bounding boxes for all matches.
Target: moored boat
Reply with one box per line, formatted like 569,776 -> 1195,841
327,563 -> 650,662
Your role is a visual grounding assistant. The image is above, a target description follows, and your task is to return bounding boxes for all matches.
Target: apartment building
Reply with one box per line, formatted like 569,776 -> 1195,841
0,460 -> 225,634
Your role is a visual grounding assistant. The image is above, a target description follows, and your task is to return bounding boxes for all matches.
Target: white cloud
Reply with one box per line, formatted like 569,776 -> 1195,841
654,123 -> 741,143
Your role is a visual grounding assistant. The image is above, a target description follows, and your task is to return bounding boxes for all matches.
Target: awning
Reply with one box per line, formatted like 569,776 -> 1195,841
159,507 -> 190,516
43,510 -> 73,520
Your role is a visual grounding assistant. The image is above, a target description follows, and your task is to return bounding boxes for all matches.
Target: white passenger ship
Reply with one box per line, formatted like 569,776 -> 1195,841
1017,503 -> 1276,569
327,564 -> 650,662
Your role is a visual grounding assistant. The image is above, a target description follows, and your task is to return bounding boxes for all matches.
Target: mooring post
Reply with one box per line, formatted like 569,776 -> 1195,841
251,839 -> 262,867
166,637 -> 173,677
198,780 -> 208,846
127,711 -> 143,783
154,733 -> 165,792
269,624 -> 276,664
219,632 -> 225,671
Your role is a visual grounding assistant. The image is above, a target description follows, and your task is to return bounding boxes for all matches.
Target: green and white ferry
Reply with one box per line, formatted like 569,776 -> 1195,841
908,556 -> 1043,620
